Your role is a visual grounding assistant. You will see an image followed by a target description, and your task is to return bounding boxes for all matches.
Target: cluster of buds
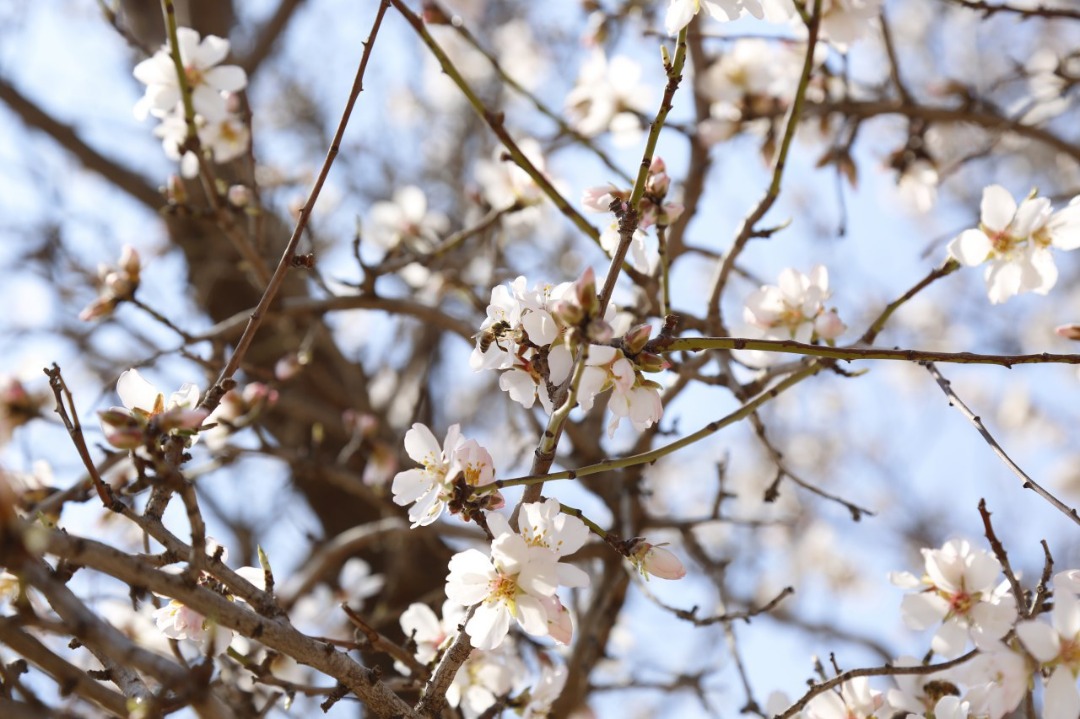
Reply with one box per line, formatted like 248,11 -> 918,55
582,157 -> 684,230
78,245 -> 142,322
98,369 -> 207,450
548,267 -> 615,346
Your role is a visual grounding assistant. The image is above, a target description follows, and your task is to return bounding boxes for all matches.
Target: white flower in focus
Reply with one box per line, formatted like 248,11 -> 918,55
133,27 -> 247,121
1016,586 -> 1080,719
518,497 -> 591,589
577,345 -> 635,414
889,538 -> 1016,658
470,279 -> 526,371
948,185 -> 1080,303
392,423 -> 459,527
391,423 -> 498,527
805,677 -> 883,719
444,542 -> 558,650
368,185 -> 449,251
116,368 -> 199,418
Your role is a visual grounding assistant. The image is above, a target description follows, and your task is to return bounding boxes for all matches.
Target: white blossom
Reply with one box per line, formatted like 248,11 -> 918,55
367,185 -> 449,251
565,52 -> 651,139
133,27 -> 247,121
1017,583 -> 1080,719
948,185 -> 1080,304
889,538 -> 1016,658
391,423 -> 499,527
444,505 -> 589,650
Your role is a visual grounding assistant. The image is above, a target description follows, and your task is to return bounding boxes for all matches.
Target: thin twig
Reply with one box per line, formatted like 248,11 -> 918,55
202,0 -> 390,413
923,362 -> 1080,527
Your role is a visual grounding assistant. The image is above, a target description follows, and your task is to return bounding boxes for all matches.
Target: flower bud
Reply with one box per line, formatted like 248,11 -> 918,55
814,309 -> 846,342
660,202 -> 684,225
649,156 -> 666,175
79,296 -> 118,322
166,174 -> 188,205
1056,324 -> 1080,341
647,171 -> 670,197
630,541 -> 686,580
623,323 -> 653,355
634,352 -> 667,373
156,408 -> 209,433
551,300 -> 584,328
585,318 -> 614,344
119,245 -> 141,280
573,267 -> 599,317
582,186 -> 616,212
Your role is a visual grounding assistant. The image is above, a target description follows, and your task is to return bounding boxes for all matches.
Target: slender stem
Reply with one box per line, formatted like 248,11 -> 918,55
490,363 -> 823,491
203,0 -> 390,412
558,501 -> 611,542
924,362 -> 1080,527
652,337 -> 1080,367
705,0 -> 822,335
160,0 -> 197,143
859,259 -> 959,345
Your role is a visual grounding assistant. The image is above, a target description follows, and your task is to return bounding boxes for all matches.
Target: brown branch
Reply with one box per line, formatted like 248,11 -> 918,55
25,523 -> 419,718
0,75 -> 160,210
944,0 -> 1080,20
0,619 -> 129,717
238,0 -> 308,76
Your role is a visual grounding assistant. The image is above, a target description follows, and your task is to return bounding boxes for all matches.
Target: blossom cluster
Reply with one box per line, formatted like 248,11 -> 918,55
98,368 -> 207,450
583,157 -> 683,274
738,265 -> 846,362
391,422 -> 503,528
469,270 -> 665,435
133,27 -> 249,177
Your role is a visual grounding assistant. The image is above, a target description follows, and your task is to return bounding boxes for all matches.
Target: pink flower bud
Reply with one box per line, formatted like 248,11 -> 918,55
79,297 -> 118,322
574,267 -> 599,316
623,324 -> 653,355
646,171 -> 670,196
649,156 -> 666,174
119,245 -> 141,279
814,309 -> 846,342
275,353 -> 303,381
631,542 -> 686,580
1056,324 -> 1080,341
582,186 -> 616,212
156,408 -> 209,433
